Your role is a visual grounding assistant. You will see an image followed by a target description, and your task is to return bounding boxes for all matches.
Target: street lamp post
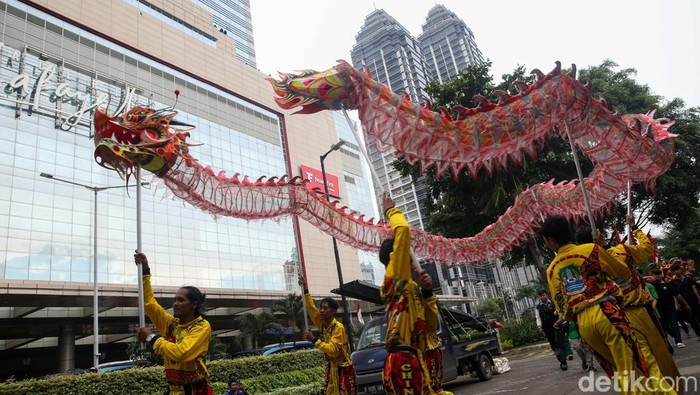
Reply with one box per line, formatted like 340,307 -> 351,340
319,141 -> 355,352
39,173 -> 147,369
495,282 -> 511,323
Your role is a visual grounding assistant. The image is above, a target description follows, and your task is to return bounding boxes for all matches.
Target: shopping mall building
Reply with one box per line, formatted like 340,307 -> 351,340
0,0 -> 416,377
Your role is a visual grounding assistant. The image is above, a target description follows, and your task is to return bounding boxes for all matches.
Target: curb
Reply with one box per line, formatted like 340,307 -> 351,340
501,342 -> 550,356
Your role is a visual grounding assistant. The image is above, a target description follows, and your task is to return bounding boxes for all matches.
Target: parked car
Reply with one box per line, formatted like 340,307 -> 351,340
332,280 -> 501,395
96,359 -> 149,373
262,341 -> 315,356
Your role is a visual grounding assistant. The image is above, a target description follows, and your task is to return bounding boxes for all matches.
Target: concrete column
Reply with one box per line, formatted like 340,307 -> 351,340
58,325 -> 75,372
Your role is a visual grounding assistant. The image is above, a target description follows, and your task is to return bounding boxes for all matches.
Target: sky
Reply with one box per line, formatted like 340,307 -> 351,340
251,0 -> 700,108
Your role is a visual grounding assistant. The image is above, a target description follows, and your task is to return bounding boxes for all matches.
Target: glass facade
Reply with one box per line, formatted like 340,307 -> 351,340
0,1 -> 296,290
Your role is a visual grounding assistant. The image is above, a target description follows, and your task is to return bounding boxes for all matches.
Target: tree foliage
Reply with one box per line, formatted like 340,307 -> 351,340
234,311 -> 276,349
514,284 -> 539,302
271,293 -> 306,337
475,298 -> 503,322
396,59 -> 700,268
657,208 -> 700,262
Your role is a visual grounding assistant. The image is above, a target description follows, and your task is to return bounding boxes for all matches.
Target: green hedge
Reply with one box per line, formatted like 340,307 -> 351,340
264,382 -> 323,395
243,367 -> 325,393
207,349 -> 325,382
0,350 -> 326,395
0,366 -> 167,395
499,318 -> 545,347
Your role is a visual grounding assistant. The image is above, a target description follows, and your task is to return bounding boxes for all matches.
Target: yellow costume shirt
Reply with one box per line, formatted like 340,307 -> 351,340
144,275 -> 210,393
547,243 -> 631,320
607,228 -> 655,307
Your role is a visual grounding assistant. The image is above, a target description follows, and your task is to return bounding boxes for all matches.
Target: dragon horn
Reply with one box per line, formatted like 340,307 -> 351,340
530,68 -> 545,81
568,64 -> 577,78
513,80 -> 529,93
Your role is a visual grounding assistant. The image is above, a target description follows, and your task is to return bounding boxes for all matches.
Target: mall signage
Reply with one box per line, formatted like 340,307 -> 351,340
300,164 -> 340,198
0,42 -> 140,132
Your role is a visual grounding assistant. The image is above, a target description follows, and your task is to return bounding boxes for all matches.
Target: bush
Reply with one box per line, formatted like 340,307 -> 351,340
0,349 -> 326,395
501,339 -> 514,350
499,318 -> 545,347
0,366 -> 166,395
263,382 -> 324,395
243,367 -> 325,393
207,349 -> 324,382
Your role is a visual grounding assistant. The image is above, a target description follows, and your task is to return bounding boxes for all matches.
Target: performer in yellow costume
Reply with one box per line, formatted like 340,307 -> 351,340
541,216 -> 653,394
420,271 -> 453,395
379,192 -> 434,395
299,276 -> 357,395
577,215 -> 680,394
134,252 -> 213,395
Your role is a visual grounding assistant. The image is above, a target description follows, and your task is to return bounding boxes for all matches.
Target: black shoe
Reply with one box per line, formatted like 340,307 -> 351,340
582,362 -> 588,371
561,363 -> 568,371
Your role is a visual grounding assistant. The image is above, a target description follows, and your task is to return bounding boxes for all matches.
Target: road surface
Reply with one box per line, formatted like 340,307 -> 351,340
445,336 -> 700,395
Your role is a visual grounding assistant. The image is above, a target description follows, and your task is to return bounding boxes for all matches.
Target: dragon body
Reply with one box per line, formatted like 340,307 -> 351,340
93,61 -> 675,265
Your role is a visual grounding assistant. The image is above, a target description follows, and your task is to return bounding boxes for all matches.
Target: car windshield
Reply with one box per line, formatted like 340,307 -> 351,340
356,318 -> 386,350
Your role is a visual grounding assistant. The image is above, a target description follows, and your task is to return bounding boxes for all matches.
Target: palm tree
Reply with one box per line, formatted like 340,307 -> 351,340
234,311 -> 275,349
272,294 -> 305,338
209,335 -> 227,356
514,284 -> 539,302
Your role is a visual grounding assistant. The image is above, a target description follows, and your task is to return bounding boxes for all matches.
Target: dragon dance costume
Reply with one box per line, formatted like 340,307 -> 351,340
421,291 -> 453,395
304,292 -> 357,395
380,207 -> 434,395
547,244 -> 653,394
608,228 -> 680,393
144,275 -> 213,395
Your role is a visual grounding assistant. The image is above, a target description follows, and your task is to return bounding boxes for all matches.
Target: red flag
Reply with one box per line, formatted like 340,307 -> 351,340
356,302 -> 364,325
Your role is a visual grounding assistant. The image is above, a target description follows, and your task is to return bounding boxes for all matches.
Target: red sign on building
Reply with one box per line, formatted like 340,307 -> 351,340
300,165 -> 340,198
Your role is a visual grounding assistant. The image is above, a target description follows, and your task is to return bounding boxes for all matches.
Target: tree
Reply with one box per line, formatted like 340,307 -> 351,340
271,293 -> 306,338
396,60 -> 700,273
514,284 -> 539,302
476,298 -> 504,322
208,336 -> 227,356
657,208 -> 700,262
234,311 -> 275,349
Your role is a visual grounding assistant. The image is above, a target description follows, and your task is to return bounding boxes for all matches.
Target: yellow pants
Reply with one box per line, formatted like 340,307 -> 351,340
578,304 -> 675,394
626,305 -> 681,394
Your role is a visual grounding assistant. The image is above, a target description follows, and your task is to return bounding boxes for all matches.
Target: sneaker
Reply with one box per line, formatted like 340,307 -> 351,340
561,363 -> 568,371
582,362 -> 588,371
677,342 -> 686,348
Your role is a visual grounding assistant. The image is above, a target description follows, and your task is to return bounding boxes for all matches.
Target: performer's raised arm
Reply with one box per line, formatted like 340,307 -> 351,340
134,251 -> 172,333
379,193 -> 411,282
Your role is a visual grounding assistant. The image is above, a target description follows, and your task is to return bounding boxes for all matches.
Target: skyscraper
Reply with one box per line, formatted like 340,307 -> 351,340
418,4 -> 484,83
192,0 -> 256,67
350,9 -> 430,228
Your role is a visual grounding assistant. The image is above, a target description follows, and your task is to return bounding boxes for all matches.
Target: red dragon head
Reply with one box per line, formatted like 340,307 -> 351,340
93,105 -> 195,180
266,60 -> 361,114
